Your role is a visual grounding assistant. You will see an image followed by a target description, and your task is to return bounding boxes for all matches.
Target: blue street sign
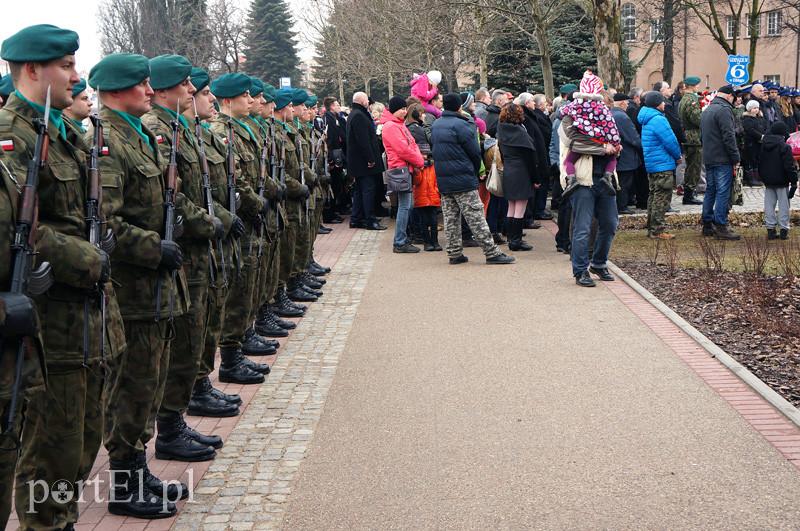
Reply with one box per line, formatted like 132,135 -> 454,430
726,55 -> 750,85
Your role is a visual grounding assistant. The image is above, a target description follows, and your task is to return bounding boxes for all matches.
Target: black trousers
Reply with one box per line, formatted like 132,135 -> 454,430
616,170 -> 636,212
351,174 -> 378,224
634,166 -> 649,209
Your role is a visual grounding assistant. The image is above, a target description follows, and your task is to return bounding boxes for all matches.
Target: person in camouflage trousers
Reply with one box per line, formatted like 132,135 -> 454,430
186,67 -> 244,418
0,148 -> 45,531
209,73 -> 272,386
0,25 -> 126,530
647,171 -> 675,237
679,76 -> 704,205
142,55 -> 227,464
303,95 -> 333,277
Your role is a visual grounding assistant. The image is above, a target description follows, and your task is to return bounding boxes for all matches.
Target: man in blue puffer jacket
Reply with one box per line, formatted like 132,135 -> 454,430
431,93 -> 514,265
639,91 -> 682,239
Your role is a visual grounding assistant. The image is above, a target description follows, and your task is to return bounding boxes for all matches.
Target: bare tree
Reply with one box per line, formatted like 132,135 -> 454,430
207,0 -> 248,73
98,0 -> 145,54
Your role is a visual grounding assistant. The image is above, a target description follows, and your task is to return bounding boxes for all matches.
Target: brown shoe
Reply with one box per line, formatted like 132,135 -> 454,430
648,232 -> 675,240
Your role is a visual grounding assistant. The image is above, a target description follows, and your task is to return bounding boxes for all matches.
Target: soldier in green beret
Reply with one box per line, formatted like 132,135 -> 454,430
140,54 -> 227,464
88,52 -> 188,518
271,88 -> 312,317
301,95 -> 332,283
679,76 -> 704,205
186,68 -> 244,418
63,78 -> 91,133
0,74 -> 14,106
208,73 -> 271,385
0,24 -> 127,529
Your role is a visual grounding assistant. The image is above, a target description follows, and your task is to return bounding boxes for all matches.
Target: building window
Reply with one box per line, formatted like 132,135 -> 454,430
649,18 -> 664,42
726,16 -> 737,39
622,3 -> 637,42
745,13 -> 761,37
767,10 -> 782,36
764,74 -> 781,84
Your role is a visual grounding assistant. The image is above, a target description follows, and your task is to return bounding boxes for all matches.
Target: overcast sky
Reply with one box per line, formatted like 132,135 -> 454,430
1,0 -> 315,76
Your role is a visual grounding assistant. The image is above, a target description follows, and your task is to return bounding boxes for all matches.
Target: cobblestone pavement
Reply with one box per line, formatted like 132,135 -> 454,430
173,229 -> 381,530
670,185 -> 768,214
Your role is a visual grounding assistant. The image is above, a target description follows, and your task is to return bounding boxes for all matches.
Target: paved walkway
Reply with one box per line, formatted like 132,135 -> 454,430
17,216 -> 800,530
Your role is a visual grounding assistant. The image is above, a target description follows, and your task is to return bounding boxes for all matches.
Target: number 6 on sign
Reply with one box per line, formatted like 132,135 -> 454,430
726,55 -> 750,85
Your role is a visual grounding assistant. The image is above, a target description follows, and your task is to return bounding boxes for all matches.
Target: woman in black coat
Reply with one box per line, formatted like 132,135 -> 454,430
497,103 -> 539,251
741,102 -> 767,185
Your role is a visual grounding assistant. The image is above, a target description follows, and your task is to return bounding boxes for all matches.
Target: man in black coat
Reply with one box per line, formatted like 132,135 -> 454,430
323,96 -> 347,221
655,81 -> 687,147
346,91 -> 386,230
519,95 -> 551,222
484,89 -> 508,137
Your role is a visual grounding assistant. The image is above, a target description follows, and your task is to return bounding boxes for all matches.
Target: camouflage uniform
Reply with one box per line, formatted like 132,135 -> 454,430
679,92 -> 703,192
0,151 -> 45,531
1,94 -> 126,529
287,120 -> 317,276
209,113 -> 266,350
440,190 -> 502,259
143,106 -> 216,419
308,123 -> 328,257
274,120 -> 308,287
647,171 -> 674,235
95,106 -> 198,463
260,118 -> 286,309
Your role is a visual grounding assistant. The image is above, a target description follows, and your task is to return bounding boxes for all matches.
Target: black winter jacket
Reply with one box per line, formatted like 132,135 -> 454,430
701,97 -> 741,166
741,114 -> 767,166
758,134 -> 798,187
498,122 -> 539,200
345,103 -> 385,176
521,107 -> 549,178
431,110 -> 482,194
485,104 -> 502,137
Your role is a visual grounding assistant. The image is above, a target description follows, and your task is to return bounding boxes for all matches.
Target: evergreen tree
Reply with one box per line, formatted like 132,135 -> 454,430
244,0 -> 300,86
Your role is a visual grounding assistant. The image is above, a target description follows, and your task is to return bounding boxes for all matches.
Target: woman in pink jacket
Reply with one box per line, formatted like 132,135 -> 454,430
381,96 -> 425,253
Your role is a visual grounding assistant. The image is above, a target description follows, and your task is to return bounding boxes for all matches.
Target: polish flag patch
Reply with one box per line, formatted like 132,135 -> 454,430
0,139 -> 13,151
156,135 -> 165,144
101,146 -> 110,156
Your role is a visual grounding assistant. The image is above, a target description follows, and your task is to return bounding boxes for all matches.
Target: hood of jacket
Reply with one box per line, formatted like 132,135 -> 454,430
497,122 -> 534,150
638,106 -> 663,127
761,133 -> 786,153
380,108 -> 400,125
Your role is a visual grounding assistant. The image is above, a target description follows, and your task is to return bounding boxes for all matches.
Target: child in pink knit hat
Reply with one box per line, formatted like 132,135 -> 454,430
410,71 -> 442,118
560,70 -> 621,198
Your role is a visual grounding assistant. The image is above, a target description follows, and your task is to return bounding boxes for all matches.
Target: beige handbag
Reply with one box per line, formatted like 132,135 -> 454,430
486,146 -> 504,197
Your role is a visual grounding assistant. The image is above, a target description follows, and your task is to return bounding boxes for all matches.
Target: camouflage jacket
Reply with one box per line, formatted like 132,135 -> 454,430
0,151 -> 45,396
0,94 -> 124,365
93,107 -> 188,320
245,115 -> 285,235
142,106 -> 215,286
679,92 -> 702,146
274,120 -> 307,221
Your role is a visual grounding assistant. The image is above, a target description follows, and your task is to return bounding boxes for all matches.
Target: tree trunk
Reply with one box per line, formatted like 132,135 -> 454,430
531,14 -> 554,98
593,0 -> 625,89
364,78 -> 371,97
387,70 -> 394,98
337,69 -> 344,106
747,0 -> 761,78
479,41 -> 489,88
662,0 -> 676,85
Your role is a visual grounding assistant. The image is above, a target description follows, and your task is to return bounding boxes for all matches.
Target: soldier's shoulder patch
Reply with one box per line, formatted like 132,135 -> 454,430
156,135 -> 165,144
101,146 -> 109,156
0,139 -> 14,151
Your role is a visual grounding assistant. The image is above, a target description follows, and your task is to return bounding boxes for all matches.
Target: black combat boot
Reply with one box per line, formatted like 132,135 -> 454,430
175,414 -> 223,449
136,451 -> 190,501
107,458 -> 176,519
187,378 -> 240,417
682,187 -> 703,205
241,327 -> 278,355
301,271 -> 325,287
287,277 -> 318,302
219,346 -> 265,384
272,288 -> 306,317
241,355 -> 270,374
768,228 -> 778,240
309,259 -> 330,275
267,309 -> 296,330
155,413 -> 216,462
255,310 -> 289,337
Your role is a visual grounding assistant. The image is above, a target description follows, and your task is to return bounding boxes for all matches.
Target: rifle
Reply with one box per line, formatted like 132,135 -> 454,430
225,120 -> 242,274
193,97 -> 227,289
322,125 -> 334,202
269,121 -> 286,231
84,104 -> 116,368
153,100 -> 180,323
4,86 -> 54,438
254,127 -> 269,257
294,133 -> 309,221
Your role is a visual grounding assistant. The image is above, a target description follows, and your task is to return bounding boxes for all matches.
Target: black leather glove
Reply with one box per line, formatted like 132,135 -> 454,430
301,184 -> 310,199
230,216 -> 246,239
260,198 -> 270,216
159,240 -> 183,271
212,217 -> 225,239
98,249 -> 111,285
789,184 -> 797,199
0,292 -> 38,337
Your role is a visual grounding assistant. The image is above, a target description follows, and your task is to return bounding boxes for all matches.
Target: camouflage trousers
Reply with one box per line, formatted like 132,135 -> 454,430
16,362 -> 105,529
683,145 -> 702,191
1,397 -> 28,530
105,319 -> 171,461
441,191 -> 501,258
309,189 -> 325,259
647,171 -> 675,235
220,242 -> 258,349
293,210 -> 311,277
279,210 -> 300,285
253,238 -> 280,314
198,279 -> 228,380
158,279 -> 209,417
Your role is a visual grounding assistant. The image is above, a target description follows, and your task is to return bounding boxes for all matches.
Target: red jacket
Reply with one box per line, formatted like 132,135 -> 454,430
413,165 -> 441,207
380,110 -> 425,171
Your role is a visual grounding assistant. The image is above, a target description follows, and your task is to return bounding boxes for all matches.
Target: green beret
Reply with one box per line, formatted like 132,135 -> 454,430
250,77 -> 264,98
684,76 -> 702,87
71,78 -> 87,98
0,74 -> 14,99
190,67 -> 210,92
211,73 -> 251,99
149,54 -> 192,90
291,89 -> 308,106
305,94 -> 318,107
1,24 -> 79,63
560,83 -> 578,94
275,88 -> 294,110
89,53 -> 150,91
263,83 -> 276,103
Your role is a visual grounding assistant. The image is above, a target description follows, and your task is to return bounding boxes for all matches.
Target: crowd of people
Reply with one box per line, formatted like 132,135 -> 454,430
326,70 -> 798,284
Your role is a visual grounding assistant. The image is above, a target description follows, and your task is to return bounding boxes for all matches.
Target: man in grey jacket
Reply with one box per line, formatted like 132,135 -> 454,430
700,85 -> 741,240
